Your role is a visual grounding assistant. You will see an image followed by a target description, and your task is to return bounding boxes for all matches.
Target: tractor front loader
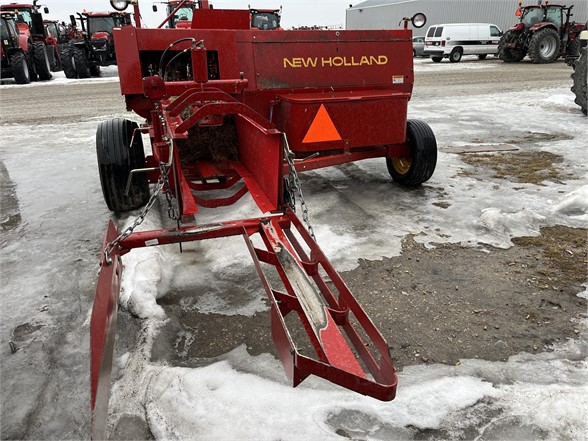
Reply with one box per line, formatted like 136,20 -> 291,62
91,0 -> 437,438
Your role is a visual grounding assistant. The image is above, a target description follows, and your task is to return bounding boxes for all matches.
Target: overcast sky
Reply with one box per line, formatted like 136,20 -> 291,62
41,0 -> 356,29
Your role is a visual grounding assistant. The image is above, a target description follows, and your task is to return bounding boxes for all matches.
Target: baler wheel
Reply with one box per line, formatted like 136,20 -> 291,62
61,44 -> 77,79
32,42 -> 52,81
73,48 -> 91,78
571,46 -> 587,115
10,52 -> 31,84
387,119 -> 437,186
96,118 -> 150,212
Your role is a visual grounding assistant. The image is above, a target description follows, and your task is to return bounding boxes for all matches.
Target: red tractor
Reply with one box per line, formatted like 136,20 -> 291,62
0,1 -> 56,77
1,11 -> 31,83
90,0 -> 434,437
60,11 -> 132,78
499,1 -> 586,63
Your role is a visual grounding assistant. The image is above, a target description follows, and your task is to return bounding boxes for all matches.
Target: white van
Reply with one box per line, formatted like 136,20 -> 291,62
423,23 -> 503,62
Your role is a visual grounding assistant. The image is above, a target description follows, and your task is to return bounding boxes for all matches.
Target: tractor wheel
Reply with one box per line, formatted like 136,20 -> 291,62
10,52 -> 31,84
61,44 -> 77,79
528,28 -> 561,64
90,64 -> 101,77
73,47 -> 91,78
431,56 -> 442,63
571,46 -> 587,116
449,48 -> 462,63
478,54 -> 487,60
96,118 -> 150,212
387,119 -> 437,186
499,30 -> 526,62
566,38 -> 581,60
32,41 -> 52,81
51,46 -> 62,72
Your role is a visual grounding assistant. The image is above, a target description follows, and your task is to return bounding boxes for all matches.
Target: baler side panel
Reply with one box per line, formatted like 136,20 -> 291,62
113,26 -> 143,95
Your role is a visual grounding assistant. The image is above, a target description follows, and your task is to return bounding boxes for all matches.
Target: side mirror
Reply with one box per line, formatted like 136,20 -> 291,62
70,15 -> 76,27
152,4 -> 157,12
44,6 -> 49,14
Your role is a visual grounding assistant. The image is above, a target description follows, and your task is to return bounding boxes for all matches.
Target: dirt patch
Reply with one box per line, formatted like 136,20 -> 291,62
344,226 -> 587,369
152,226 -> 587,373
458,151 -> 575,185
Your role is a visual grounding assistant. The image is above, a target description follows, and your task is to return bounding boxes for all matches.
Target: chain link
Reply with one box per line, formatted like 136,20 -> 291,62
283,134 -> 316,240
103,138 -> 177,265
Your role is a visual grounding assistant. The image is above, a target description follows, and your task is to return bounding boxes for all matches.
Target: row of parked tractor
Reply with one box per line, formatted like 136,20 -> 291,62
0,0 -> 282,84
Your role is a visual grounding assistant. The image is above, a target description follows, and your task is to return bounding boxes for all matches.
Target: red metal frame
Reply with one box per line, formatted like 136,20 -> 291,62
87,3 -> 425,437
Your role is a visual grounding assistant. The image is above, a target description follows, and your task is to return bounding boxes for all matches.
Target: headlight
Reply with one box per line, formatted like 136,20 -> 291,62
411,13 -> 426,29
110,0 -> 130,11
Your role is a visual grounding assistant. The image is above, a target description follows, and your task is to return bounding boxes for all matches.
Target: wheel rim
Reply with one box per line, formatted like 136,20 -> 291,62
392,157 -> 412,175
540,35 -> 558,58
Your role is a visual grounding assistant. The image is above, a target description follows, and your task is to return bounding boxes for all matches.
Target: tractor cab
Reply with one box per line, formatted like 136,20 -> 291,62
152,1 -> 197,28
84,12 -> 131,38
518,4 -> 567,30
0,3 -> 46,38
249,6 -> 282,30
1,11 -> 18,62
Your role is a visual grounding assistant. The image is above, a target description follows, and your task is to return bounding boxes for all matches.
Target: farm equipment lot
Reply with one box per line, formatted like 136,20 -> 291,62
1,58 -> 587,439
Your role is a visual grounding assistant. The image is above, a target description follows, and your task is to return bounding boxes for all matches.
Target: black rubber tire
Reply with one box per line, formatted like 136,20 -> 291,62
571,46 -> 587,116
478,54 -> 488,60
51,46 -> 62,72
32,41 -> 52,81
387,119 -> 437,186
96,118 -> 150,212
431,56 -> 443,63
61,43 -> 77,79
528,28 -> 561,64
499,30 -> 526,62
10,52 -> 31,84
566,38 -> 581,60
73,47 -> 91,78
90,64 -> 101,77
449,48 -> 462,63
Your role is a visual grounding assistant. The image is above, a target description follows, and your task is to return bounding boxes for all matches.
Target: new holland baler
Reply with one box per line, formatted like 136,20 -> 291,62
91,1 -> 436,438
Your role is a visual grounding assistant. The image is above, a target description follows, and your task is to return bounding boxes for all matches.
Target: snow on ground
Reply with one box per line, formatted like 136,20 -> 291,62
0,65 -> 119,87
103,85 -> 587,439
1,67 -> 587,439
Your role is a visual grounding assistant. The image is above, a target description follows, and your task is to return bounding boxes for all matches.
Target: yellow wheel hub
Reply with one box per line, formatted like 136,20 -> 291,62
391,157 -> 412,175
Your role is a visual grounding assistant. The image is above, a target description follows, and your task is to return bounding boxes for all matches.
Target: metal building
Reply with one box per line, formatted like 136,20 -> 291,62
346,0 -> 588,36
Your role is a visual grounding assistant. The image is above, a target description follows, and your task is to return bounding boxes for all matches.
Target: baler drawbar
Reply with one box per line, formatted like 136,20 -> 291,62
91,1 -> 436,438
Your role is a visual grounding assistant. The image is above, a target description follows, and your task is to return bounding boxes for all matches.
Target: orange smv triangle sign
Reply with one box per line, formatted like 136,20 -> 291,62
302,104 -> 342,143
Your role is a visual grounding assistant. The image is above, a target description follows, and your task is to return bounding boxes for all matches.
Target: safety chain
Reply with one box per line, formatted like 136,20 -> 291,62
283,134 -> 316,240
103,137 -> 177,265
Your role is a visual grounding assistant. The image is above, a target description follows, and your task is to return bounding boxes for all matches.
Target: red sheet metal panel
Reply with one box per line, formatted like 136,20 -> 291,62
278,91 -> 409,152
235,115 -> 282,212
241,29 -> 413,91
